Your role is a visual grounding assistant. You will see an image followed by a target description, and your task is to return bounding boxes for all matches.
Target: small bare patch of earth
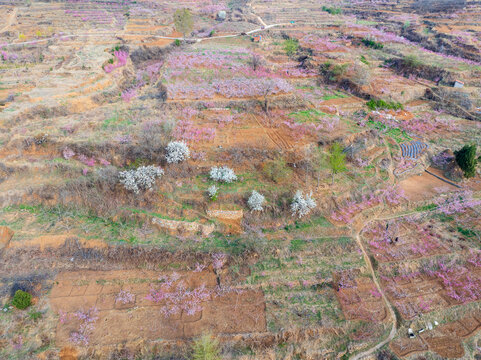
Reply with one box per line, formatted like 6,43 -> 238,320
399,170 -> 458,202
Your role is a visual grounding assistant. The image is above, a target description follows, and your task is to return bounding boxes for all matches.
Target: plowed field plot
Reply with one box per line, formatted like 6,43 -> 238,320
50,270 -> 266,347
334,269 -> 387,322
364,220 -> 450,263
381,264 -> 481,320
390,312 -> 481,358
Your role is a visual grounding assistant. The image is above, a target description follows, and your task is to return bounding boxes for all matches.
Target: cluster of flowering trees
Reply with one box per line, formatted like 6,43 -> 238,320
65,0 -> 131,28
145,268 -> 241,318
166,49 -> 251,70
345,23 -> 411,45
198,2 -> 227,15
59,307 -> 99,346
104,50 -> 128,73
422,259 -> 481,303
168,78 -> 293,100
332,186 -> 406,223
145,273 -> 210,317
367,220 -> 443,259
434,190 -> 481,215
301,34 -> 345,52
120,61 -> 163,103
62,147 -> 110,173
121,89 -> 137,103
366,110 -> 457,137
388,13 -> 420,24
172,119 -> 216,142
0,50 -> 19,62
343,21 -> 481,66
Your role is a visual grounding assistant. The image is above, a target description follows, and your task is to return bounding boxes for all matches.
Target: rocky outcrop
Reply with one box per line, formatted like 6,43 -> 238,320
151,217 -> 215,237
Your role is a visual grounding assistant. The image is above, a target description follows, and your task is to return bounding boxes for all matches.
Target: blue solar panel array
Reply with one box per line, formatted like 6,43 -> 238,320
400,141 -> 429,159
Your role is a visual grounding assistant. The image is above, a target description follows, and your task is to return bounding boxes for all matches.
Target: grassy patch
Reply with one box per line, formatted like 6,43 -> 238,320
288,109 -> 336,123
4,204 -> 142,243
457,226 -> 479,239
128,208 -> 200,223
284,216 -> 332,232
366,99 -> 403,111
367,120 -> 411,143
415,203 -> 437,212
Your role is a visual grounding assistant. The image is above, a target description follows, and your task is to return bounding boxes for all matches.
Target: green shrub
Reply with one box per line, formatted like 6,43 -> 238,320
361,38 -> 384,50
457,226 -> 478,238
322,6 -> 342,15
262,158 -> 292,183
455,144 -> 477,178
174,39 -> 181,46
331,63 -> 349,78
366,99 -> 403,111
28,310 -> 42,321
192,334 -> 221,360
12,290 -> 32,310
403,54 -> 423,68
320,62 -> 349,82
283,38 -> 299,56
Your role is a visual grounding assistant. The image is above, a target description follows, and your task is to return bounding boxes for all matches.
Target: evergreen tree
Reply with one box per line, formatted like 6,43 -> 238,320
455,144 -> 477,178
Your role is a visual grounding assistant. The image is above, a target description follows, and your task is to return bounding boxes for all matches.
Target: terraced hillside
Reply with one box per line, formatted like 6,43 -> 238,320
0,0 -> 481,359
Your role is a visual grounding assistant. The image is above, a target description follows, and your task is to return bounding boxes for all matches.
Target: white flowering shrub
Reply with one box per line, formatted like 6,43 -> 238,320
290,190 -> 316,218
247,190 -> 265,211
165,141 -> 190,164
207,185 -> 218,200
209,166 -> 237,183
119,165 -> 164,194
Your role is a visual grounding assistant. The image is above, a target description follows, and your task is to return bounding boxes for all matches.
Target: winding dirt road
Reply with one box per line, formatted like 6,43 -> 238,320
350,215 -> 397,360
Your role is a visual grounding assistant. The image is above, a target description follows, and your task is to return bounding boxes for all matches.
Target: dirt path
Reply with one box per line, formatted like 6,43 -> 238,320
2,13 -> 289,48
0,8 -> 16,34
350,209 -> 398,360
2,2 -> 288,47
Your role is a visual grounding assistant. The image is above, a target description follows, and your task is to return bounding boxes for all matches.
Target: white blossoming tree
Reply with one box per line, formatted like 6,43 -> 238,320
209,166 -> 237,183
247,190 -> 265,211
119,165 -> 164,194
290,190 -> 316,218
165,141 -> 190,164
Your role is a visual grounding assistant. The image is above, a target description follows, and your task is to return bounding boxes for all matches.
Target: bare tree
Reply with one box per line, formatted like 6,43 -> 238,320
250,54 -> 262,71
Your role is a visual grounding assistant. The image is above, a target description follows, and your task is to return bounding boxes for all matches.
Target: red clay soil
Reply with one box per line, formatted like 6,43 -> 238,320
366,225 -> 450,264
399,170 -> 458,202
50,269 -> 266,347
334,270 -> 388,322
382,267 -> 481,320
